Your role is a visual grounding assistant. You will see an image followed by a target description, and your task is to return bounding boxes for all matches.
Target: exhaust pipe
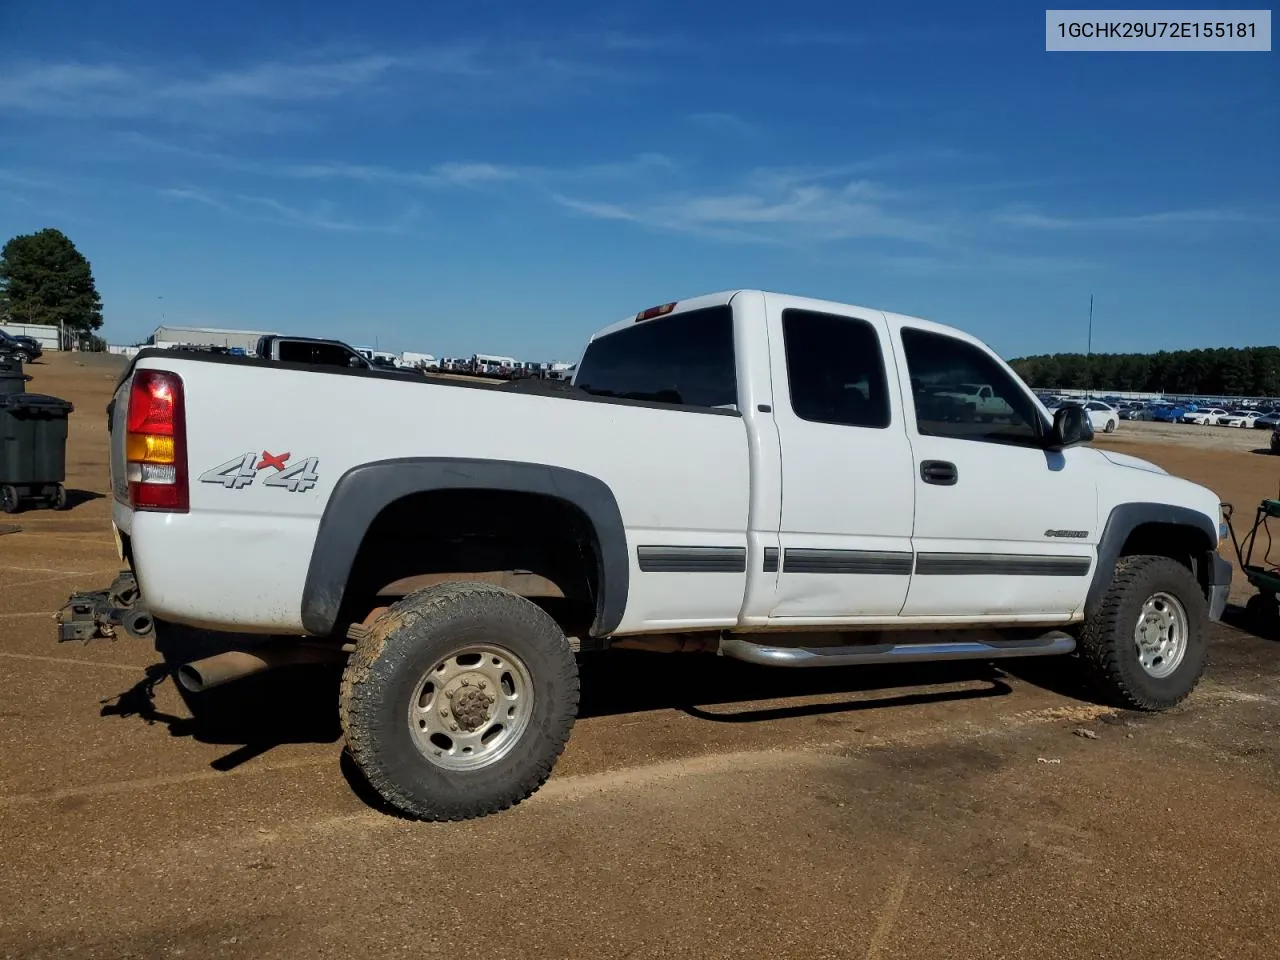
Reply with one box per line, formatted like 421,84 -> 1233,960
177,645 -> 346,693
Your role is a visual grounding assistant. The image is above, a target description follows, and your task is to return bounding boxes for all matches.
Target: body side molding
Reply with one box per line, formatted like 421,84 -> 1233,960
783,548 -> 914,575
301,458 -> 629,637
914,553 -> 1091,577
637,546 -> 746,573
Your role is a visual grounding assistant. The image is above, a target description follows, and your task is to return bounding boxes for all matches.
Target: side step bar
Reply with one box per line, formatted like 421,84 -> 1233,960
718,632 -> 1075,668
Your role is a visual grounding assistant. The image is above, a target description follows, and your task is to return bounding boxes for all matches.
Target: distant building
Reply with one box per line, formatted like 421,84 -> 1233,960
151,325 -> 278,354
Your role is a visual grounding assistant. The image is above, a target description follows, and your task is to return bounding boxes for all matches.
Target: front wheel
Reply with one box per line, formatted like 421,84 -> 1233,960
340,581 -> 579,821
1078,555 -> 1208,711
0,484 -> 19,514
1104,419 -> 1116,433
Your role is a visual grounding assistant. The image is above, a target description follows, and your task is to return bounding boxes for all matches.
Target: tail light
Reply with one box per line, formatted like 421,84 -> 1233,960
126,370 -> 188,512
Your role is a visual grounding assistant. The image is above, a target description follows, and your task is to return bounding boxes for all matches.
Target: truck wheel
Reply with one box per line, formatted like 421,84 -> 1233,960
1078,555 -> 1208,711
1,484 -> 19,514
340,581 -> 579,821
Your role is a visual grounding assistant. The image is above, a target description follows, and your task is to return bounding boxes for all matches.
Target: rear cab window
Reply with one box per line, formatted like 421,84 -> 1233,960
574,305 -> 738,410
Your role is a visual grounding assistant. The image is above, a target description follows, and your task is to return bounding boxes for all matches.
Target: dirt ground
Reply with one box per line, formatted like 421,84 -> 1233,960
2,353 -> 1279,960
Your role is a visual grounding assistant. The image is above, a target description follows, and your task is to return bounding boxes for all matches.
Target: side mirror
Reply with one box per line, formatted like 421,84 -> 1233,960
1048,405 -> 1092,449
348,355 -> 364,368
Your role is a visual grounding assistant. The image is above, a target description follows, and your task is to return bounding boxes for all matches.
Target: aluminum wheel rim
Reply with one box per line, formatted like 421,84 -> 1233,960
1133,591 -> 1189,679
408,644 -> 534,771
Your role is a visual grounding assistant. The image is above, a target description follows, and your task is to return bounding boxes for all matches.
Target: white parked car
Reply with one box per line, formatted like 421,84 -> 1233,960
1218,411 -> 1260,428
81,288 -> 1231,821
1075,400 -> 1119,434
1181,408 -> 1228,426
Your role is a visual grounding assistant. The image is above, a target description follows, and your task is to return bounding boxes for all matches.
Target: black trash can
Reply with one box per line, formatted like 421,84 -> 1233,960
0,355 -> 31,396
0,393 -> 74,513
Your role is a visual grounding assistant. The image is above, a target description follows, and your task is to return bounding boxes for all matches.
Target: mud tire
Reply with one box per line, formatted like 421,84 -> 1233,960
340,581 -> 579,821
1078,555 -> 1208,711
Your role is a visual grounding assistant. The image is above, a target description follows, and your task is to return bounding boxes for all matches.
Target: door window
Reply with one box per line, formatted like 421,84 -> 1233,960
781,309 -> 890,428
900,327 -> 1044,445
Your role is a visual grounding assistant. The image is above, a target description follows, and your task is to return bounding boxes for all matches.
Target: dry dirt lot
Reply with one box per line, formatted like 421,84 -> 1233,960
2,354 -> 1279,960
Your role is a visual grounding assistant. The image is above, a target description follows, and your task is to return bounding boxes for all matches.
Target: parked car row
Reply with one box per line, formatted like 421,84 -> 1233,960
1038,394 -> 1280,430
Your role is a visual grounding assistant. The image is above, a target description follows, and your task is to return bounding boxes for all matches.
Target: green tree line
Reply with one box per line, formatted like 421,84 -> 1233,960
1009,346 -> 1280,399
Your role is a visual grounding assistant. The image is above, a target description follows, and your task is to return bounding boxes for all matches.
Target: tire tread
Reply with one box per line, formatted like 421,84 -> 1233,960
339,581 -> 579,821
1079,554 -> 1207,711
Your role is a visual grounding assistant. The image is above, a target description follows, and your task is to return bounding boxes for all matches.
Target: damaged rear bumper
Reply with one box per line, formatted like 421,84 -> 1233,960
56,570 -> 154,642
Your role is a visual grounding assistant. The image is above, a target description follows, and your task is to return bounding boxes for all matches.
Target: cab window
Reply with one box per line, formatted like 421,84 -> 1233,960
900,327 -> 1043,445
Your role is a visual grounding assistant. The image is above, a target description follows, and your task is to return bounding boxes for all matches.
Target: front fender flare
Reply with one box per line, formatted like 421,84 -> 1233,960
1084,502 -> 1217,619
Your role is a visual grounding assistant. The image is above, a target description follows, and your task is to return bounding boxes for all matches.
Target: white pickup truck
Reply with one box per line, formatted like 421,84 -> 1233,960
73,290 -> 1232,821
932,382 -> 1016,422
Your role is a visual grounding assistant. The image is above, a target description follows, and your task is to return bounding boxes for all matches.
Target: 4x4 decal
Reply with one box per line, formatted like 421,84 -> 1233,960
199,451 -> 320,493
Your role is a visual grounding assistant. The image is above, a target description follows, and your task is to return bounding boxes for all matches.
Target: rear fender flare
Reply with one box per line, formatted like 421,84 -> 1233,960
300,458 -> 628,637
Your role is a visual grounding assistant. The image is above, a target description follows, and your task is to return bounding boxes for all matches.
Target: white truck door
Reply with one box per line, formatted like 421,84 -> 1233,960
763,296 -> 916,621
893,324 -> 1098,619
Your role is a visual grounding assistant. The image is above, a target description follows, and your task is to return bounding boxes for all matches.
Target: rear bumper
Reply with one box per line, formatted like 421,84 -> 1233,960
1207,552 -> 1232,622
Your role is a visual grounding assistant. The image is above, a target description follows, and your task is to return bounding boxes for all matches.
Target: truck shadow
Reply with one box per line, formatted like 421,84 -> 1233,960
98,634 -> 1100,795
99,660 -> 345,772
576,650 -> 1018,722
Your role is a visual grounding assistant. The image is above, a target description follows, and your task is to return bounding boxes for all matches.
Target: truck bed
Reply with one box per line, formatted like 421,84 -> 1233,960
110,349 -> 752,634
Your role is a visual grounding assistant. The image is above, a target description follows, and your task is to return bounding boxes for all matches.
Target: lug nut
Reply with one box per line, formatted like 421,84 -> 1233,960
440,709 -> 449,717
461,679 -> 471,687
477,681 -> 487,690
450,724 -> 459,732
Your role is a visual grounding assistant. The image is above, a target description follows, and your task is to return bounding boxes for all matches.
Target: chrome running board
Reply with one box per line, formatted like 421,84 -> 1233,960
718,631 -> 1075,668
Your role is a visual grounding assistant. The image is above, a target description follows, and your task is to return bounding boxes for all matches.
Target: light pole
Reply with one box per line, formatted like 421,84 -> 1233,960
1085,294 -> 1094,400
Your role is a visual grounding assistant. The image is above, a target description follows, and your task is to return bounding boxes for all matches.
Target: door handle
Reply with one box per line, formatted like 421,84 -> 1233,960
920,460 -> 958,485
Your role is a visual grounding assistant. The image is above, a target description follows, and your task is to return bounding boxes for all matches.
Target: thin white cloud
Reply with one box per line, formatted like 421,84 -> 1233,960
550,164 -> 951,244
0,36 -> 667,129
0,53 -> 437,121
995,207 -> 1273,230
161,186 -> 416,233
159,187 -> 232,212
167,147 -> 678,191
0,169 -> 62,190
282,159 -> 522,189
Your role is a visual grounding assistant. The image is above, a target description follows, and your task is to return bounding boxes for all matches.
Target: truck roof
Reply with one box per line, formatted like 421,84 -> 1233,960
587,289 -> 991,353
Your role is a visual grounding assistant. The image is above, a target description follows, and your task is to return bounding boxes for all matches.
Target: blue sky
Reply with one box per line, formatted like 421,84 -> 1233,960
0,0 -> 1275,361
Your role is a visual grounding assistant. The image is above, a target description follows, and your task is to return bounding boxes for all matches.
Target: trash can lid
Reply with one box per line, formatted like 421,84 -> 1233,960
0,392 -> 74,413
